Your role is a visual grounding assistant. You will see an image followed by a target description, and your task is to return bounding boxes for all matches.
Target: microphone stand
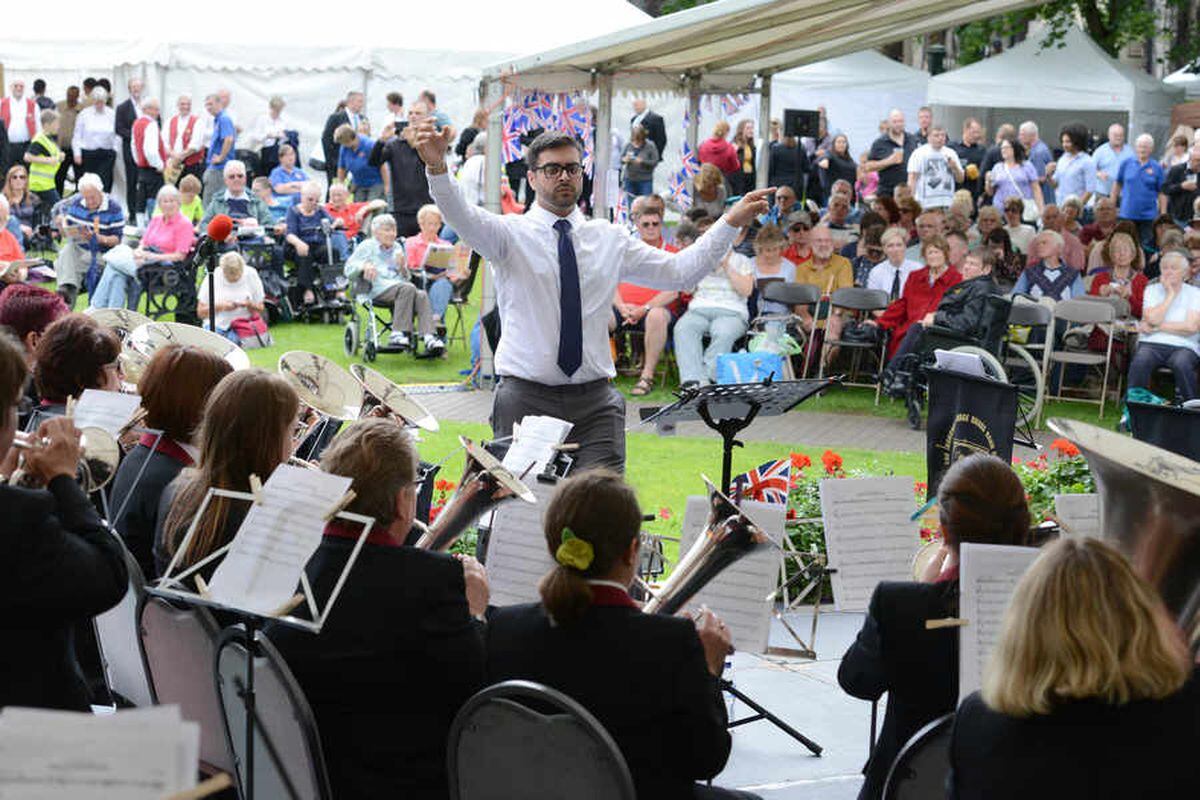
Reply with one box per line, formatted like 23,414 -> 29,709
206,241 -> 218,333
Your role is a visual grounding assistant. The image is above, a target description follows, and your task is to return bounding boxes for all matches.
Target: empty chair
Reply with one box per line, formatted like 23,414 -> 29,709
138,596 -> 234,776
882,713 -> 955,800
819,287 -> 890,400
448,680 -> 636,800
215,626 -> 333,800
92,545 -> 153,707
1041,298 -> 1118,421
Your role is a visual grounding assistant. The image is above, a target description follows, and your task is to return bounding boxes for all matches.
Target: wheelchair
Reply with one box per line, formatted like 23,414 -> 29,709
342,277 -> 444,362
886,294 -> 1046,430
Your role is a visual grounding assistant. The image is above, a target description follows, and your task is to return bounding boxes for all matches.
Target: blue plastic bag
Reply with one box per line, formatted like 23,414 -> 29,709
715,351 -> 784,384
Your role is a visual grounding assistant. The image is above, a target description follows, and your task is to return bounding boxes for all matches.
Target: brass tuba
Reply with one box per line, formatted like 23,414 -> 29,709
415,436 -> 536,552
349,363 -> 439,431
1049,418 -> 1200,648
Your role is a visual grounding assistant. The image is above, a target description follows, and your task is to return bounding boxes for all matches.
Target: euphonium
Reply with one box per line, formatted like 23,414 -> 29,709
643,477 -> 773,616
1049,418 -> 1200,649
415,436 -> 536,551
350,363 -> 439,432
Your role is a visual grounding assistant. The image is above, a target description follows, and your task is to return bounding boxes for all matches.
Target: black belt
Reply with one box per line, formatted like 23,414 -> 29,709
500,375 -> 611,396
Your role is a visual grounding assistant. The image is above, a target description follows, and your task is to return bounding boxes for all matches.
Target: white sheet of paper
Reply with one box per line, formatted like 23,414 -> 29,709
486,480 -> 559,606
820,476 -> 921,612
208,465 -> 352,615
72,388 -> 142,435
678,497 -> 785,654
1054,493 -> 1100,538
958,543 -> 1041,702
0,705 -> 199,799
501,415 -> 573,478
934,349 -> 988,379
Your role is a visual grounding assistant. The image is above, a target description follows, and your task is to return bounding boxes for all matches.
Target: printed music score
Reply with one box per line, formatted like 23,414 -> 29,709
208,465 -> 352,615
958,543 -> 1040,702
485,480 -> 559,606
679,496 -> 785,654
502,415 -> 572,478
1054,493 -> 1100,538
72,389 -> 142,435
820,477 -> 922,612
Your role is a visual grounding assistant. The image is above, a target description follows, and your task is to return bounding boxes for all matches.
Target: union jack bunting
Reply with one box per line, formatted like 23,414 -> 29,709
559,93 -> 592,139
615,190 -> 630,226
679,141 -> 701,177
668,169 -> 692,210
732,459 -> 791,505
500,107 -> 525,164
720,93 -> 750,116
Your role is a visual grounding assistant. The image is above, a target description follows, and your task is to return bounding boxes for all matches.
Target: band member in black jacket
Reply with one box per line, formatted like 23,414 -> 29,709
109,344 -> 231,580
486,470 -> 758,800
838,454 -> 1031,800
268,419 -> 488,800
0,330 -> 127,710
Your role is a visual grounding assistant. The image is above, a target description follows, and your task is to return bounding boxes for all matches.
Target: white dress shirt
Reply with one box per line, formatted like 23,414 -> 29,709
457,154 -> 486,207
249,112 -> 290,151
166,113 -> 206,157
72,105 -> 119,156
867,258 -> 922,298
136,116 -> 165,171
427,169 -> 740,385
4,95 -> 41,142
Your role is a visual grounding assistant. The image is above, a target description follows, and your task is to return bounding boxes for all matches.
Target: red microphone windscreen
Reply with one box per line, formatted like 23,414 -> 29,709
207,214 -> 234,241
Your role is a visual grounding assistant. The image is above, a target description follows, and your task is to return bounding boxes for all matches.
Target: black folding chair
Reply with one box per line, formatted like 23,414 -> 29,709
882,712 -> 955,800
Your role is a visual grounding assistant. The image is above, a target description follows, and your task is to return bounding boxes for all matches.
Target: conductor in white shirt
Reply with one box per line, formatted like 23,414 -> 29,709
415,122 -> 771,472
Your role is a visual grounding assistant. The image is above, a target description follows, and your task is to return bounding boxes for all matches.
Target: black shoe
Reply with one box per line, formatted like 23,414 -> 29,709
679,380 -> 700,394
906,392 -> 923,430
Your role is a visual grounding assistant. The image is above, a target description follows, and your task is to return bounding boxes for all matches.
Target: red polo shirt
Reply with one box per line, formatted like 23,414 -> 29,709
617,239 -> 678,305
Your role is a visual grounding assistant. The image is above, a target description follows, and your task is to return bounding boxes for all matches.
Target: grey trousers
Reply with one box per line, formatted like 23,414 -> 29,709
492,376 -> 626,473
202,167 -> 225,206
376,282 -> 433,336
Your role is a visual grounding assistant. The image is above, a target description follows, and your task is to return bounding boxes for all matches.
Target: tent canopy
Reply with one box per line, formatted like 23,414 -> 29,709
1165,64 -> 1200,100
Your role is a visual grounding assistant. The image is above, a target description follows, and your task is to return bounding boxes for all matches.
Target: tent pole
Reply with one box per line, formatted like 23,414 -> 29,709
594,72 -> 614,220
686,74 -> 700,153
756,74 -> 772,191
478,78 -> 504,388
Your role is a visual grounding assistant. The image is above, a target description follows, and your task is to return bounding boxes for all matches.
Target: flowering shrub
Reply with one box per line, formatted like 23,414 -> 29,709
428,478 -> 481,556
1012,441 -> 1094,522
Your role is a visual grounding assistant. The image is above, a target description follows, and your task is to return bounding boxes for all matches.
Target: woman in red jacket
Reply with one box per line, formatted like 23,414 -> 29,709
698,120 -> 739,177
1089,231 -> 1147,318
867,235 -> 963,362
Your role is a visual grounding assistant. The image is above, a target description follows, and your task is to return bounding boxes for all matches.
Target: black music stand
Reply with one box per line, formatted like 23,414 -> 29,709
641,378 -> 836,494
641,378 -> 835,757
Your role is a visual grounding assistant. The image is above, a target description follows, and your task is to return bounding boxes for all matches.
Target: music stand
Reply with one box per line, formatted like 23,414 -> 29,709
641,378 -> 836,494
149,483 -> 375,800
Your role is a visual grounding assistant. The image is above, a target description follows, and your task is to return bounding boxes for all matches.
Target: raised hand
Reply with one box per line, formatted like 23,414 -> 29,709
413,119 -> 452,168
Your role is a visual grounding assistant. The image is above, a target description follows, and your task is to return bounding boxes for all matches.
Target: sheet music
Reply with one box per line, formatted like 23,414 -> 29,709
485,481 -> 558,606
72,388 -> 142,435
820,476 -> 921,612
501,415 -> 573,478
934,348 -> 988,378
958,543 -> 1040,702
208,465 -> 352,615
419,243 -> 456,270
0,705 -> 199,798
1054,493 -> 1100,538
678,496 -> 785,654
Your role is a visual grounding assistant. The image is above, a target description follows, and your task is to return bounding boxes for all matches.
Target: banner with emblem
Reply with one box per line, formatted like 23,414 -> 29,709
925,367 -> 1018,496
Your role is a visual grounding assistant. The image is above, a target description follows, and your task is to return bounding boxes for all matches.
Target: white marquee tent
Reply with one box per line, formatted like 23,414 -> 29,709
928,26 -> 1184,148
1165,64 -> 1200,100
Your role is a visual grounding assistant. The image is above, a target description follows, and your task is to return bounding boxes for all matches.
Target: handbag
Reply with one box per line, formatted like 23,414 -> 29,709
716,351 -> 784,384
839,319 -> 881,345
1002,162 -> 1040,223
229,313 -> 272,349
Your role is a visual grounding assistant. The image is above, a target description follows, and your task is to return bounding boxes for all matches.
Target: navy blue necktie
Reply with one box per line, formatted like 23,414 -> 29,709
554,218 -> 583,377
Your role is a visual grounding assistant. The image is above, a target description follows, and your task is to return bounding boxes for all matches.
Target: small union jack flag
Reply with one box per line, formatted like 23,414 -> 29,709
668,169 -> 692,210
679,141 -> 701,177
501,107 -> 525,164
732,459 -> 792,505
615,190 -> 630,226
559,93 -> 592,139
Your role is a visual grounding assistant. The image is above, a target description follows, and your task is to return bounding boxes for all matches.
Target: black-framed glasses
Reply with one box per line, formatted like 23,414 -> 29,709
639,220 -> 661,228
532,162 -> 583,179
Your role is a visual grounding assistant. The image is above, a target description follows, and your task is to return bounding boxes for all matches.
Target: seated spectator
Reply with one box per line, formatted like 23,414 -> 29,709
3,165 -> 38,243
1080,196 -> 1119,250
1090,231 -> 1148,317
674,228 -> 753,389
0,196 -> 25,284
946,229 -> 970,273
1148,229 -> 1186,282
848,222 -> 886,286
985,227 -> 1025,290
0,329 -> 128,711
905,211 -> 945,263
967,205 -> 1001,248
842,453 -> 1029,800
896,197 -> 921,241
268,418 -> 488,799
1059,195 -> 1084,236
1088,220 -> 1145,275
345,214 -> 444,353
110,344 -> 232,579
197,251 -> 266,345
867,235 -> 962,361
871,195 -> 900,226
168,174 -> 205,226
285,181 -> 335,306
325,181 -> 385,243
620,124 -> 660,201
867,226 -> 921,301
931,248 -> 999,334
267,143 -> 307,201
53,173 -> 125,309
822,193 -> 857,249
486,470 -> 748,800
613,212 -> 682,397
760,185 -> 798,228
698,119 -> 738,176
1002,196 -> 1037,254
1130,250 -> 1200,401
782,210 -> 813,265
949,190 -> 974,222
32,313 -> 121,417
156,369 -> 299,577
251,177 -> 289,233
335,124 -> 386,202
1034,204 -> 1085,271
949,537 -> 1197,799
795,225 -> 855,363
404,204 -> 460,324
135,184 -> 196,269
693,163 -> 728,220
201,160 -> 273,242
87,243 -> 142,311
1012,231 -> 1085,300
749,224 -> 793,329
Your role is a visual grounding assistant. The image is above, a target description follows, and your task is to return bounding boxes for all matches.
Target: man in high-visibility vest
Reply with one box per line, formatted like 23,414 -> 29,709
23,109 -> 65,207
131,98 -> 167,217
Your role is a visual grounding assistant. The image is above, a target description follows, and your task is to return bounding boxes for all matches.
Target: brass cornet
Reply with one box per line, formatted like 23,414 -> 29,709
9,427 -> 121,493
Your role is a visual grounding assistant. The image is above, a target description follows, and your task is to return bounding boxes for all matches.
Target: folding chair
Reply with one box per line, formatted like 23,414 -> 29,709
446,251 -> 483,349
214,626 -> 334,800
818,287 -> 890,402
92,544 -> 154,707
749,282 -> 821,378
1040,297 -> 1118,422
139,597 -> 236,776
448,680 -> 636,800
882,713 -> 955,800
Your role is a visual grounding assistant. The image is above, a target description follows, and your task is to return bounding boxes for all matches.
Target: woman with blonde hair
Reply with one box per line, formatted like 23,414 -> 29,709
729,119 -> 756,196
2,164 -> 38,242
197,250 -> 266,345
693,162 -> 729,220
156,369 -> 299,576
949,537 -> 1197,798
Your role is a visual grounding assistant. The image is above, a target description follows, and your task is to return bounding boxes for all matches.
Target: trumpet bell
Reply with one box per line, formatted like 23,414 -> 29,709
85,307 -> 155,341
278,351 -> 363,420
349,363 -> 439,431
126,321 -> 252,384
460,435 -> 537,504
79,426 -> 121,492
912,539 -> 942,581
